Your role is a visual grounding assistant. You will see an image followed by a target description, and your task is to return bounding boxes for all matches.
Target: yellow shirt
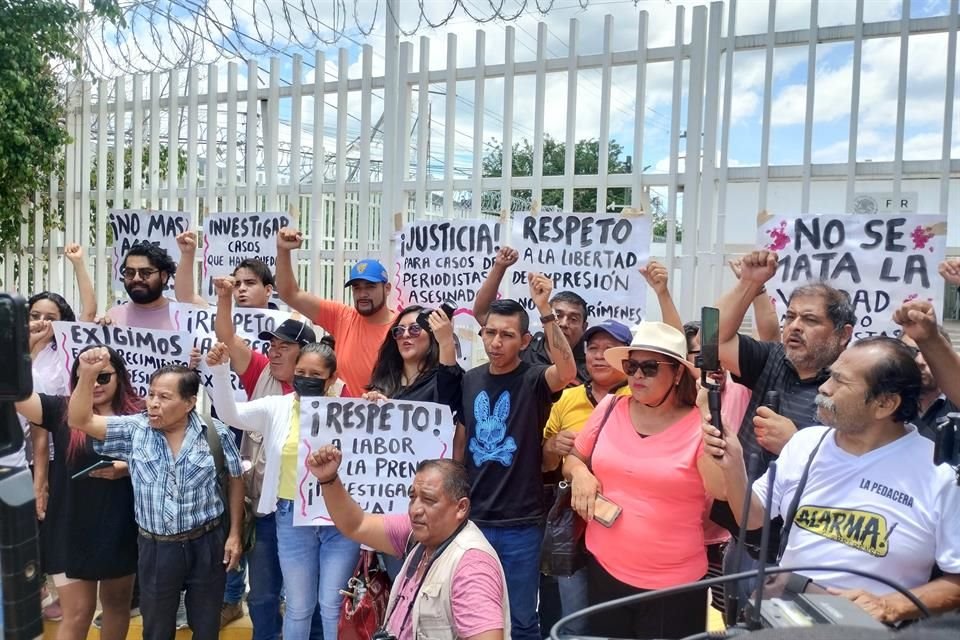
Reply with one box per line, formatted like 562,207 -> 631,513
543,383 -> 632,441
278,398 -> 300,500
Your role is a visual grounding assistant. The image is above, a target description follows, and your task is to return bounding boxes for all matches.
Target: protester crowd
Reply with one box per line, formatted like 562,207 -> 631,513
8,227 -> 960,640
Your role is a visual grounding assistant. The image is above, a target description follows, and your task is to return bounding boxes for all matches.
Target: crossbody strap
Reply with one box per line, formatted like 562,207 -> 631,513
586,395 -> 624,471
777,428 -> 832,561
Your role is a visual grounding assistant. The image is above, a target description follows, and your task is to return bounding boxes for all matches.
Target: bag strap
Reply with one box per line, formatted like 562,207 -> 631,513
586,396 -> 623,471
202,414 -> 226,479
777,428 -> 831,561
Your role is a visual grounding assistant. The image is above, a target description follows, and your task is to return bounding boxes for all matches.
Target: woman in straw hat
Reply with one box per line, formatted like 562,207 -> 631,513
562,321 -> 725,639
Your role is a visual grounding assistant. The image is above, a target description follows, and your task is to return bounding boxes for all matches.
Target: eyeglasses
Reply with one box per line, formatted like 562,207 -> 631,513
392,324 -> 424,340
95,372 -> 115,385
621,359 -> 677,378
121,267 -> 160,280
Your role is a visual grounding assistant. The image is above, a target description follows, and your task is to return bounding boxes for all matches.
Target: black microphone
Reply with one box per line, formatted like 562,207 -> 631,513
763,390 -> 781,414
724,452 -> 761,626
750,461 -> 778,630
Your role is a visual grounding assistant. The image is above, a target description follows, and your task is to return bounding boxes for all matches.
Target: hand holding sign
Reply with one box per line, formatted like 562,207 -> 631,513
740,250 -> 779,285
528,272 -> 553,310
639,260 -> 669,296
64,243 -> 85,265
277,227 -> 303,251
206,341 -> 231,367
893,300 -> 940,343
213,276 -> 235,299
938,258 -> 960,287
306,444 -> 342,484
494,246 -> 519,269
176,230 -> 199,256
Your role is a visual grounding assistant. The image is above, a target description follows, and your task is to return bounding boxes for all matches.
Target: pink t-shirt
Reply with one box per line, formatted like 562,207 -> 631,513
703,379 -> 752,545
383,515 -> 505,639
106,301 -> 175,330
575,397 -> 707,589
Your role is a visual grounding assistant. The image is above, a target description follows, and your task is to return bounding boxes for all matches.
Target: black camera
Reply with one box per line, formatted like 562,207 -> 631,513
371,630 -> 397,640
935,413 -> 960,485
415,300 -> 458,332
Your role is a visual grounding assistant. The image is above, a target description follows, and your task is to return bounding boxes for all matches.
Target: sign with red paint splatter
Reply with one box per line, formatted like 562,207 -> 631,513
757,214 -> 947,340
295,398 -> 455,525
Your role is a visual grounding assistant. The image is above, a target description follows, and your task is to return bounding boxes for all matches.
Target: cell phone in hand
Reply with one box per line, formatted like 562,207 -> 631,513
71,459 -> 114,480
593,493 -> 622,528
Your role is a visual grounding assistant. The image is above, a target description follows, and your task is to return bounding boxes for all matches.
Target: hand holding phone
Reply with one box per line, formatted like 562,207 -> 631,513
71,459 -> 115,480
593,493 -> 622,528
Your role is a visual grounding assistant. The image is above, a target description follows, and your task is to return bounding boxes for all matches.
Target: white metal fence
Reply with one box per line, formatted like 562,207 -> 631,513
6,0 -> 960,321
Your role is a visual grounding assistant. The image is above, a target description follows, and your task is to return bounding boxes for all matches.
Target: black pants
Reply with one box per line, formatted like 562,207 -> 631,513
586,555 -> 707,639
138,526 -> 226,640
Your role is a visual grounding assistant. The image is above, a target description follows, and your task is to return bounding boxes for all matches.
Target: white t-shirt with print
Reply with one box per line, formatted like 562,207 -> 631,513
753,425 -> 960,594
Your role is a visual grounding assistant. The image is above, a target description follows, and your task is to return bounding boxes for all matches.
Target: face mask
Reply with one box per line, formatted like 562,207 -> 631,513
293,375 -> 328,397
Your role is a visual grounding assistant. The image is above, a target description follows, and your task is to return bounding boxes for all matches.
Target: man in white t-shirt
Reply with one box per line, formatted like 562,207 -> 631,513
703,336 -> 960,624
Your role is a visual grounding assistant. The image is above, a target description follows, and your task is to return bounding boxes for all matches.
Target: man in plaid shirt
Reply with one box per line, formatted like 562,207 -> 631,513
68,347 -> 244,640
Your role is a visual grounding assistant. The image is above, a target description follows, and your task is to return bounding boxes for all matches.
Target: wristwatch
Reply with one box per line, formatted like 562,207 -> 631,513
540,312 -> 557,324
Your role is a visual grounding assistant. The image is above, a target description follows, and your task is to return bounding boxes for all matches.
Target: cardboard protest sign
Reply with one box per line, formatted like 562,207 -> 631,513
52,321 -> 191,397
201,212 -> 291,300
511,213 -> 652,326
109,209 -> 189,292
757,214 -> 947,340
295,398 -> 455,525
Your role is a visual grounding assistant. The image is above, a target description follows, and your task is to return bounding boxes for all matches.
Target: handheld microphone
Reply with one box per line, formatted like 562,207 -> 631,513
763,390 -> 780,414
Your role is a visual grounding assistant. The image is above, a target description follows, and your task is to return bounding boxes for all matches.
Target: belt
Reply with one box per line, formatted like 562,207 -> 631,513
139,516 -> 221,542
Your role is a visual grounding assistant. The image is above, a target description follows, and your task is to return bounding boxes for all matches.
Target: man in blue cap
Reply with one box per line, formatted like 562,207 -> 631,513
275,227 -> 395,393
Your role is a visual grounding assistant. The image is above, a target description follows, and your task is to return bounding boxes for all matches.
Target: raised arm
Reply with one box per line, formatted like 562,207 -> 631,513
275,227 -> 323,320
730,257 -> 781,343
64,244 -> 97,322
305,444 -> 396,554
531,273 -> 577,392
67,347 -> 110,440
640,259 -> 682,332
213,277 -> 253,375
205,345 -> 273,433
428,310 -> 457,366
174,230 -> 209,307
894,300 -> 960,407
473,247 -> 517,325
716,251 -> 779,377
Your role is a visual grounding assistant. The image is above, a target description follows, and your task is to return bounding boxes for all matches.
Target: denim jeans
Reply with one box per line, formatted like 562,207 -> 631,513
479,524 -> 543,640
224,557 -> 246,605
556,567 -> 589,635
275,499 -> 360,640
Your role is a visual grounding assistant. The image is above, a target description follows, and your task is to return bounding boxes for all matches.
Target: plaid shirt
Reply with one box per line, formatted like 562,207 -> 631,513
96,411 -> 242,536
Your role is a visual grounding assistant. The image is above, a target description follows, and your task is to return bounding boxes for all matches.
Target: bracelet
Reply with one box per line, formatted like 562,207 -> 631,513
319,475 -> 338,486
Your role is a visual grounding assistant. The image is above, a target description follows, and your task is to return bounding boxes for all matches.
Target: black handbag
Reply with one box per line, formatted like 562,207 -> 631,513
540,396 -> 622,577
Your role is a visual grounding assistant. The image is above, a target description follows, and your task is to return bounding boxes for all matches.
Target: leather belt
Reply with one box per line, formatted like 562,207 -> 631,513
139,516 -> 221,542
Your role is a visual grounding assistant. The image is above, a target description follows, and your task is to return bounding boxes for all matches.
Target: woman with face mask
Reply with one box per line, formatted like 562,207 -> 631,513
205,340 -> 359,640
14,345 -> 141,640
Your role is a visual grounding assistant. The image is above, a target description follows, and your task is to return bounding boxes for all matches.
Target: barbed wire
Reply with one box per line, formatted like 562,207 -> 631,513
82,0 -> 593,77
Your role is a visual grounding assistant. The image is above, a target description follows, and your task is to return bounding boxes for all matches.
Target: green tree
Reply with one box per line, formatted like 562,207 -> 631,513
0,0 -> 121,250
482,134 -> 633,212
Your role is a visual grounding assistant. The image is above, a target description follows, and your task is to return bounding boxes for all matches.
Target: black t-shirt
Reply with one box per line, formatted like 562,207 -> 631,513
520,333 -> 589,386
392,364 -> 464,422
36,394 -> 138,579
461,361 -> 554,525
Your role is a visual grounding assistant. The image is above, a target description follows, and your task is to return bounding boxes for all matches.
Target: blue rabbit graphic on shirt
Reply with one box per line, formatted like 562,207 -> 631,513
469,390 -> 517,467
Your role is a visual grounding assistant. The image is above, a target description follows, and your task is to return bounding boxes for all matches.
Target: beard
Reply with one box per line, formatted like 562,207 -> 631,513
126,281 -> 164,304
786,334 -> 845,374
355,297 -> 385,317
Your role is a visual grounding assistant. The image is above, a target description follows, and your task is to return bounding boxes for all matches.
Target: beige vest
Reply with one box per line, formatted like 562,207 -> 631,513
386,521 -> 511,640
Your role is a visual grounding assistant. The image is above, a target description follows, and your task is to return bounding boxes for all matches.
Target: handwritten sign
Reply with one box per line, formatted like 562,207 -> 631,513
295,398 -> 455,526
511,213 -> 651,326
52,321 -> 191,397
109,209 -> 189,291
757,214 -> 947,339
201,212 -> 291,299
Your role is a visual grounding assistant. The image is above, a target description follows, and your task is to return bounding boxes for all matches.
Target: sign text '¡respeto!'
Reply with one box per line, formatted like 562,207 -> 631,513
311,401 -> 447,436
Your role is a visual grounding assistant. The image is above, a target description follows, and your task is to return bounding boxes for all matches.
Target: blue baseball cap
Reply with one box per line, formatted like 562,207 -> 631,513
345,259 -> 389,286
581,319 -> 632,346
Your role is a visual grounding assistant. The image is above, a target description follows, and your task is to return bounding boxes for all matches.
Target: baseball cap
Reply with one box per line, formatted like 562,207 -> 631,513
581,319 -> 632,346
345,259 -> 389,286
258,319 -> 316,347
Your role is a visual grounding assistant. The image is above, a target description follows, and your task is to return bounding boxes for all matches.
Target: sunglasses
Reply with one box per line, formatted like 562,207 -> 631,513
95,372 -> 115,385
392,324 -> 424,340
121,267 -> 160,280
621,359 -> 677,378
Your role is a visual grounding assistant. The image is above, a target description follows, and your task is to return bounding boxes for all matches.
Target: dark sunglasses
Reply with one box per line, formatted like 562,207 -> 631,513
622,359 -> 677,378
121,267 -> 160,280
391,324 -> 424,340
95,372 -> 116,385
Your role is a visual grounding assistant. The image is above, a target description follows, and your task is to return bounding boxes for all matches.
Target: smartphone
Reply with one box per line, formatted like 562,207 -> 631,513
699,306 -> 720,372
593,493 -> 622,528
71,460 -> 115,480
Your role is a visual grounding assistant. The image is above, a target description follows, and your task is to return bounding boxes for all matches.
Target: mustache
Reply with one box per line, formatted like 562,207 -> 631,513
814,394 -> 835,412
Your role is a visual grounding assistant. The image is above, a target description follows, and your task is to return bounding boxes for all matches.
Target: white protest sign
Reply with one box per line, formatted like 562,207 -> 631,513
511,213 -> 652,326
295,398 -> 455,526
757,213 -> 947,340
201,212 -> 292,300
52,321 -> 191,397
109,209 -> 189,292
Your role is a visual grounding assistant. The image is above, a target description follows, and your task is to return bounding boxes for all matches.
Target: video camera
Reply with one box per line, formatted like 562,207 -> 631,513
935,413 -> 960,485
0,292 -> 43,640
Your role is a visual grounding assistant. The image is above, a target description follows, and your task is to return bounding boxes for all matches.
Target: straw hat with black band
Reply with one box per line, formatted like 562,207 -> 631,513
604,322 -> 697,408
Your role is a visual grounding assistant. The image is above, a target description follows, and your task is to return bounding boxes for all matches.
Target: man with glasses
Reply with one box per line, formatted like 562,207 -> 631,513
106,243 -> 178,330
460,273 -> 577,640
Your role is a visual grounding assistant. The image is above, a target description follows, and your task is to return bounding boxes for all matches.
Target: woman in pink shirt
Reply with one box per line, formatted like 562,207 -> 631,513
563,322 -> 724,639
